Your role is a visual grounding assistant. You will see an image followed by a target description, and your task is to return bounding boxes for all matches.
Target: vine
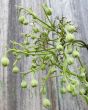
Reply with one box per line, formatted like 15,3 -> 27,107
1,4 -> 88,108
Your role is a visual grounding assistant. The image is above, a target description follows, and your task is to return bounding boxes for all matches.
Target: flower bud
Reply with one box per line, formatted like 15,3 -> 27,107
43,4 -> 52,16
72,50 -> 80,58
65,24 -> 76,33
67,57 -> 74,65
18,16 -> 25,24
23,19 -> 28,25
43,98 -> 51,108
56,44 -> 63,51
31,79 -> 38,87
1,56 -> 9,67
12,66 -> 19,74
21,80 -> 27,88
60,87 -> 67,94
66,33 -> 75,42
67,84 -> 74,93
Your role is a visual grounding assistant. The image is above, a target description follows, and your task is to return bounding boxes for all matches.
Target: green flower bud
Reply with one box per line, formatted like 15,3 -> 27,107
60,87 -> 67,94
46,8 -> 52,16
12,66 -> 19,74
71,79 -> 79,86
31,79 -> 38,88
43,4 -> 52,16
33,28 -> 39,33
1,56 -> 10,67
65,24 -> 76,33
31,35 -> 36,39
72,50 -> 80,58
67,84 -> 74,93
79,73 -> 85,78
32,13 -> 37,19
67,57 -> 74,65
66,33 -> 75,42
21,80 -> 27,88
28,8 -> 37,19
56,44 -> 63,51
40,87 -> 47,95
18,16 -> 25,24
43,98 -> 51,108
23,19 -> 28,25
67,47 -> 72,54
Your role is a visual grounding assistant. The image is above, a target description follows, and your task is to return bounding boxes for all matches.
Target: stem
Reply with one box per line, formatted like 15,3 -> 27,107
78,57 -> 83,67
19,7 -> 53,29
49,74 -> 62,78
10,40 -> 25,48
73,40 -> 88,50
42,5 -> 54,27
7,48 -> 49,55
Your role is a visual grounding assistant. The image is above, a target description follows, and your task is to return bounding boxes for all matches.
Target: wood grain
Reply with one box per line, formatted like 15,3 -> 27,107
0,0 -> 88,110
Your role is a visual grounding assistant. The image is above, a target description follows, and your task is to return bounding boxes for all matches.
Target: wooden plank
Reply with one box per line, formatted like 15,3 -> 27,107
0,0 -> 10,110
50,0 -> 88,110
7,0 -> 49,110
18,1 -> 48,110
0,0 -> 88,110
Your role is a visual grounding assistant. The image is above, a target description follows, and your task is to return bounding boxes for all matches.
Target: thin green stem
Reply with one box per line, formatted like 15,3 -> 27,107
42,5 -> 53,27
78,57 -> 83,67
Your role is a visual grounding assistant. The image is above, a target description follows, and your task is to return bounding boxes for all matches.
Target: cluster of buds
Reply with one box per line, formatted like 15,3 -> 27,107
1,4 -> 88,108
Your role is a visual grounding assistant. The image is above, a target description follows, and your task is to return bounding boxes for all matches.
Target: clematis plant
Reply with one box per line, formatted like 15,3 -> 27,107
1,4 -> 88,108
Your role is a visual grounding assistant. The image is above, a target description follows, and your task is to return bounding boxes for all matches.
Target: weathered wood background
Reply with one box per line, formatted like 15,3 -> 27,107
0,0 -> 88,110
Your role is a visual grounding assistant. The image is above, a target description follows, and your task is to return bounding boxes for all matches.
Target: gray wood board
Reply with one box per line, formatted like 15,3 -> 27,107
0,0 -> 88,110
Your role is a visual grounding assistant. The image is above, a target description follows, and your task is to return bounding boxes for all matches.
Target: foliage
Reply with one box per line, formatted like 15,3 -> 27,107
1,4 -> 88,108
